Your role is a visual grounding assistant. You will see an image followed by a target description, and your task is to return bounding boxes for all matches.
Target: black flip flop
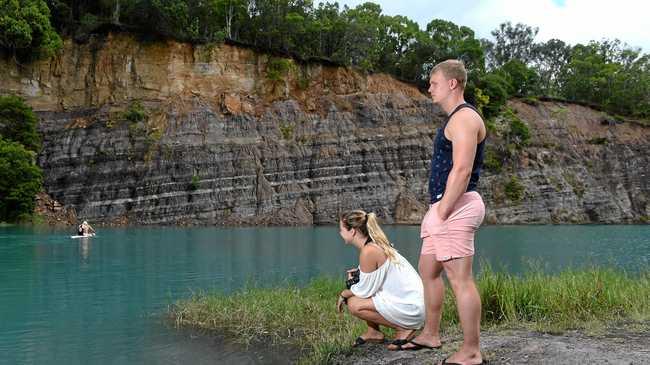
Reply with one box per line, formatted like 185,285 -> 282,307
352,336 -> 385,347
404,339 -> 442,351
387,338 -> 411,351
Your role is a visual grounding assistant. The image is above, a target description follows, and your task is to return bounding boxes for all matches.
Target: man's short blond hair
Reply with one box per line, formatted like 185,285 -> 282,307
431,59 -> 467,89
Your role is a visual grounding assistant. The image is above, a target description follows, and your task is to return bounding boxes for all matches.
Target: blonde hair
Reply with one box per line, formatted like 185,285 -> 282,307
340,210 -> 397,262
431,59 -> 467,89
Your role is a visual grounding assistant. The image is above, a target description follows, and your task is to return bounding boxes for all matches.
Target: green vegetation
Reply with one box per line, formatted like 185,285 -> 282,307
483,146 -> 503,173
171,267 -> 650,364
123,100 -> 147,124
563,172 -> 585,198
266,57 -> 292,83
504,175 -> 525,202
0,138 -> 43,222
0,95 -> 41,152
189,174 -> 199,191
0,95 -> 43,223
0,0 -> 63,60
2,2 -> 647,119
551,106 -> 569,120
505,110 -> 531,146
279,122 -> 294,140
522,96 -> 540,106
481,107 -> 531,175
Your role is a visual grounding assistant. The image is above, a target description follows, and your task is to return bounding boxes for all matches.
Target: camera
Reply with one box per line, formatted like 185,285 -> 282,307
345,269 -> 360,289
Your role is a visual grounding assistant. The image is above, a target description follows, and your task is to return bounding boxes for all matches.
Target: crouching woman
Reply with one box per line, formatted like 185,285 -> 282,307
337,210 -> 425,351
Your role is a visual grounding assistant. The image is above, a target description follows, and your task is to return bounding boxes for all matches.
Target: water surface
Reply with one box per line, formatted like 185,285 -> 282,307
1,225 -> 648,364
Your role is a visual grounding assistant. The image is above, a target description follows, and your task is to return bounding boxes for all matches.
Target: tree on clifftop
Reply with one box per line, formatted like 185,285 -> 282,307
0,0 -> 63,60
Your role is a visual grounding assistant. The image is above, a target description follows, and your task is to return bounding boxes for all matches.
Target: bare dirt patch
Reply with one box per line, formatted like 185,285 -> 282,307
332,326 -> 650,365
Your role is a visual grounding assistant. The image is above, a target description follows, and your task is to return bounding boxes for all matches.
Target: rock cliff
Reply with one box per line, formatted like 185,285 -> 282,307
1,33 -> 647,225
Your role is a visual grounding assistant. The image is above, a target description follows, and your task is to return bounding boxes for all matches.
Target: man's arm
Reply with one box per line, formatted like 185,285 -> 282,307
437,110 -> 481,220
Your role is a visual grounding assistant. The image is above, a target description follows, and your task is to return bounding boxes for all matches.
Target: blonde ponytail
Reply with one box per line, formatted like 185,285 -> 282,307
340,210 -> 398,262
365,213 -> 397,262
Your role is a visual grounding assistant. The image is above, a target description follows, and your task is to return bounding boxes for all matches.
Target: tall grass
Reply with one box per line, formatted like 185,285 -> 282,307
171,267 -> 650,364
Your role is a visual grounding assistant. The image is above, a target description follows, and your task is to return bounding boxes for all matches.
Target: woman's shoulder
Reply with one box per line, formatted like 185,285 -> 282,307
359,243 -> 387,272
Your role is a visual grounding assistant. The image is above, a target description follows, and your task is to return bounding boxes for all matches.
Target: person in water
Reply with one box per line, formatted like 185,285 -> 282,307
401,59 -> 487,365
77,221 -> 96,236
336,210 -> 425,350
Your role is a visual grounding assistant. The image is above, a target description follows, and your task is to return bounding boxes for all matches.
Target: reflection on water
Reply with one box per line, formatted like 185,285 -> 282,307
0,225 -> 648,365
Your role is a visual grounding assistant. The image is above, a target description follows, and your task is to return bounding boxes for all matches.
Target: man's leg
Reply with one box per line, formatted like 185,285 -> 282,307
441,256 -> 482,364
402,255 -> 444,349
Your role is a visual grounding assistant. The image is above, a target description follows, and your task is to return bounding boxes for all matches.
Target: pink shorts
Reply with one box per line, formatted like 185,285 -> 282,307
420,191 -> 485,261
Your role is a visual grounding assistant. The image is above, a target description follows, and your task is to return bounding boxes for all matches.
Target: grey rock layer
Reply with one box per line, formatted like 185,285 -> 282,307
1,34 -> 647,225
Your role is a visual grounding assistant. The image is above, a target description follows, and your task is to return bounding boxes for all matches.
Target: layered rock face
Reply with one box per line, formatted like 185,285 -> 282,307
481,103 -> 649,224
1,33 -> 647,225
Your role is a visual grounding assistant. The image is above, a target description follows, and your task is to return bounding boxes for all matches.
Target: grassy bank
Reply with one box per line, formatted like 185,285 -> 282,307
170,267 -> 650,364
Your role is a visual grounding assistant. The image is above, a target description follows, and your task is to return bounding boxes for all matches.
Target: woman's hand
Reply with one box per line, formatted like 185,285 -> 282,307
336,294 -> 346,313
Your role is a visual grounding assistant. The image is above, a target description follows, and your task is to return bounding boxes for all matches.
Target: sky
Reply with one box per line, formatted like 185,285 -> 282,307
334,0 -> 649,53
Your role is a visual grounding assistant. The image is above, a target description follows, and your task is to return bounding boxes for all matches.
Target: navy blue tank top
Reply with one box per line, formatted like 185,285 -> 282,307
429,103 -> 486,204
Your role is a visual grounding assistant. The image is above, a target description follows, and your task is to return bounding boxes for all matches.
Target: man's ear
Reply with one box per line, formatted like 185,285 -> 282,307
449,78 -> 458,90
351,228 -> 356,236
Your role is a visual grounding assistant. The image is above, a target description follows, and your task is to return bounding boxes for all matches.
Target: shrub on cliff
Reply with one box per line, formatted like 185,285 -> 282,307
483,145 -> 504,173
266,57 -> 292,83
123,100 -> 147,124
0,0 -> 63,60
0,138 -> 43,222
505,109 -> 531,146
504,175 -> 525,202
0,94 -> 42,152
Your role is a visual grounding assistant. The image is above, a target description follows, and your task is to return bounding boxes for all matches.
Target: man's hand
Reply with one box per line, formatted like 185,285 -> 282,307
436,204 -> 451,222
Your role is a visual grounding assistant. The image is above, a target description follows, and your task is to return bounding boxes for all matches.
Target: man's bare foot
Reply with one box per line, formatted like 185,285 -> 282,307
386,329 -> 416,351
400,332 -> 442,350
439,350 -> 484,364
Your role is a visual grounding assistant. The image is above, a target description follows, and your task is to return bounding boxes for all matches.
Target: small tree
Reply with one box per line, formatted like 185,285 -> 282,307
0,138 -> 43,222
0,94 -> 41,152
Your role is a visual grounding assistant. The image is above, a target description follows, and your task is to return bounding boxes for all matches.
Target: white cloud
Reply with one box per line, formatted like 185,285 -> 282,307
333,0 -> 650,52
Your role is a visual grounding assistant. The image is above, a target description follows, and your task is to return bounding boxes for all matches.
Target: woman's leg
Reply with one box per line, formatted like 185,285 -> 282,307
347,296 -> 415,349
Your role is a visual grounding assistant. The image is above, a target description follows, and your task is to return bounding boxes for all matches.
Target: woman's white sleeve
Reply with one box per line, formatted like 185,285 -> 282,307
350,267 -> 387,299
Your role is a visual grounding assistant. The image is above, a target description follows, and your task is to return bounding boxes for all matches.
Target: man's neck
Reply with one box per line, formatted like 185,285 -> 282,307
440,94 -> 466,115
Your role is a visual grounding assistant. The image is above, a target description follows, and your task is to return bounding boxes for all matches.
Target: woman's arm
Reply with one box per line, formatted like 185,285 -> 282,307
348,246 -> 388,299
337,288 -> 354,313
337,247 -> 386,311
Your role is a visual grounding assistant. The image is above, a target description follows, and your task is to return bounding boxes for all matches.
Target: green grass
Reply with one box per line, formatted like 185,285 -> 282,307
170,267 -> 650,364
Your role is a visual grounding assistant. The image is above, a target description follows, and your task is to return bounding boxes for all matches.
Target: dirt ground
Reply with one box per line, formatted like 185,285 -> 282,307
331,326 -> 650,365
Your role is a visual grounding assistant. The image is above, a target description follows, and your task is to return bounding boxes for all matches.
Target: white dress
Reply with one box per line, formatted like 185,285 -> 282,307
350,250 -> 425,329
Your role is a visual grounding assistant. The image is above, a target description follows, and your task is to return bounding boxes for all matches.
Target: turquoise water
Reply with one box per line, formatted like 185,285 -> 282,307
0,225 -> 648,364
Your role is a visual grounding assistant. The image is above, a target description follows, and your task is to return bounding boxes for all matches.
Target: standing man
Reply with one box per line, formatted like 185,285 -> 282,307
402,60 -> 487,365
